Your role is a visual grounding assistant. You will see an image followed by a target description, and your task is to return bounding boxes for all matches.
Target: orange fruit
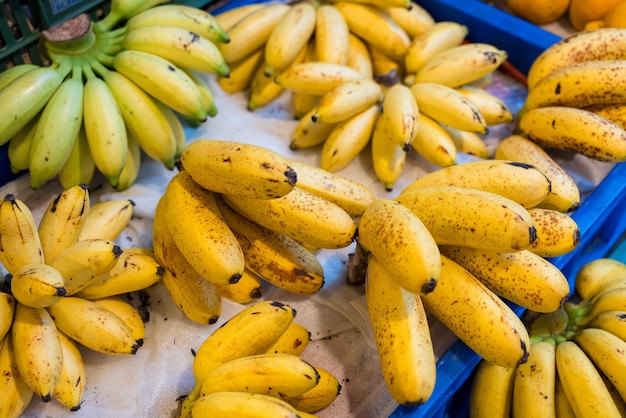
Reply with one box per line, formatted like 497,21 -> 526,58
569,0 -> 625,30
505,0 -> 571,25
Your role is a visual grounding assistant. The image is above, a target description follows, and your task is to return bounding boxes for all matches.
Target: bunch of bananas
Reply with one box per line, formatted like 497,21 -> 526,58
0,184 -> 164,415
0,0 -> 229,191
212,0 -> 512,190
353,155 -> 584,405
152,139 -> 375,324
176,300 -> 341,417
469,256 -> 626,417
517,28 -> 626,163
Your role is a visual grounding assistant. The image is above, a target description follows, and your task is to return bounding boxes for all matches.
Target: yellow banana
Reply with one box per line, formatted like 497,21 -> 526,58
275,62 -> 363,95
311,78 -> 381,124
161,170 -> 245,285
115,130 -> 142,192
585,102 -> 626,130
579,286 -> 626,323
222,186 -> 356,250
586,310 -> 626,342
247,58 -> 287,111
518,106 -> 626,162
217,267 -> 263,305
91,296 -> 145,347
439,246 -> 570,313
365,255 -> 436,405
404,21 -> 468,74
265,322 -> 310,356
456,85 -> 513,126
214,4 -> 264,32
574,258 -> 626,301
320,104 -> 380,172
345,33 -> 373,79
371,113 -> 407,191
47,296 -> 140,355
12,303 -> 63,401
0,63 -> 39,90
0,334 -> 34,417
468,359 -> 515,418
285,158 -> 376,216
185,70 -> 218,119
57,127 -> 96,190
0,292 -> 16,341
315,4 -> 349,65
414,43 -> 508,88
290,107 -> 337,149
441,124 -> 490,159
333,1 -> 410,59
384,2 -> 435,39
0,194 -> 45,275
400,160 -> 552,209
555,340 -> 622,418
52,331 -> 86,411
78,198 -> 135,241
217,49 -> 264,94
191,391 -> 303,418
37,184 -> 90,264
382,83 -> 419,150
292,91 -> 320,120
421,255 -> 530,368
331,0 -> 410,8
410,112 -> 457,167
368,45 -> 403,81
7,115 -> 37,174
396,186 -> 536,253
358,199 -> 440,295
10,263 -> 67,308
283,366 -> 341,413
554,373 -> 576,418
181,139 -> 297,200
494,135 -> 580,212
526,208 -> 580,258
511,340 -> 556,418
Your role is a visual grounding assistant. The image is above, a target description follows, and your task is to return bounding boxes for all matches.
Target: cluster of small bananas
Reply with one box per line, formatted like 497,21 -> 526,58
469,257 -> 626,417
0,0 -> 228,191
517,28 -> 626,163
153,139 -> 375,325
0,184 -> 163,415
212,0 -> 512,190
176,300 -> 341,417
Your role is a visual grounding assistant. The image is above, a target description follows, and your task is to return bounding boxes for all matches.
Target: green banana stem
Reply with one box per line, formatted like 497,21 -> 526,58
89,59 -> 111,79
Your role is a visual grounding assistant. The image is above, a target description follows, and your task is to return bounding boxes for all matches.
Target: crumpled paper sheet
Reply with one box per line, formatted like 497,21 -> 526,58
7,70 -> 615,418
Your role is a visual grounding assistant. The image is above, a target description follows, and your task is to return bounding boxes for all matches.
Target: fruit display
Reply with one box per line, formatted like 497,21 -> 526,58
0,0 -> 228,191
468,257 -> 626,417
0,184 -> 164,415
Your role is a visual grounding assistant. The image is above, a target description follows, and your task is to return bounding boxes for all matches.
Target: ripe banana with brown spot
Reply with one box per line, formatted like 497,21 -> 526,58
310,78 -> 382,124
511,340 -> 556,418
275,62 -> 363,96
371,113 -> 407,191
384,2 -> 435,39
456,85 -> 513,126
410,111 -> 457,167
191,391 -> 303,418
574,258 -> 626,301
442,125 -> 490,158
0,194 -> 44,275
0,334 -> 34,417
586,310 -> 626,342
91,296 -> 145,347
526,208 -> 580,258
283,365 -> 341,413
52,330 -> 86,411
0,292 -> 16,341
265,322 -> 310,356
404,20 -> 468,74
468,359 -> 516,418
217,268 -> 263,305
78,198 -> 135,241
315,4 -> 350,65
290,108 -> 337,149
10,263 -> 67,308
382,82 -> 419,150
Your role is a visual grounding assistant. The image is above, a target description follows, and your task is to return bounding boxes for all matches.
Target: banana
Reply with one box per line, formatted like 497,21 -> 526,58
0,334 -> 34,418
468,359 -> 516,418
185,70 -> 218,120
217,267 -> 263,305
585,102 -> 626,130
95,0 -> 169,32
191,391 -> 303,418
365,255 -> 436,405
346,33 -> 373,79
57,127 -> 96,189
494,135 -> 580,212
217,49 -> 264,94
222,186 -> 356,250
371,113 -> 407,191
311,78 -> 381,124
265,322 -> 310,356
125,4 -> 230,44
219,4 -> 291,64
441,125 -> 490,158
292,91 -> 320,120
518,106 -> 626,162
384,2 -> 435,39
181,139 -> 297,200
78,198 -> 134,241
320,104 -> 380,172
511,340 -> 556,418
215,196 -> 325,295
214,4 -> 264,32
579,286 -> 626,323
333,1 -> 410,59
52,330 -> 86,411
526,208 -> 580,258
404,21 -> 468,74
439,246 -> 570,313
29,72 -> 84,189
410,82 -> 487,134
91,296 -> 145,347
7,115 -> 37,174
153,197 -> 222,325
0,66 -> 65,146
358,199 -> 440,295
526,28 -> 626,88
554,373 -> 576,418
113,50 -> 207,121
247,58 -> 287,111
396,186 -> 536,253
0,292 -> 15,341
290,107 -> 337,149
0,63 -> 39,90
555,340 -> 622,418
413,43 -> 508,88
115,130 -> 142,192
455,85 -> 513,126
200,353 -> 319,398
421,255 -> 530,367
369,45 -> 403,81
275,62 -> 363,95
10,263 -> 67,308
400,160 -> 552,208
82,73 -> 128,187
315,4 -> 349,65
50,238 -> 122,296
284,158 -> 376,216
11,303 -> 63,401
38,183 -> 90,264
586,310 -> 626,342
410,112 -> 457,167
574,258 -> 626,301
47,296 -> 140,355
283,366 -> 341,413
75,248 -> 163,300
331,0 -> 411,8
161,170 -> 245,285
0,194 -> 45,275
382,83 -> 419,150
